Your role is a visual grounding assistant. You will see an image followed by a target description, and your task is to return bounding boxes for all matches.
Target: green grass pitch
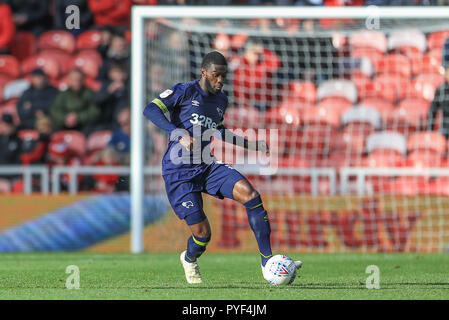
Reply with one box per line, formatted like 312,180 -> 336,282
0,252 -> 448,300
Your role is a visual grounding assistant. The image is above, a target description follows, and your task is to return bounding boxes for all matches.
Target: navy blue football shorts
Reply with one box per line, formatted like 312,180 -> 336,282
163,161 -> 248,226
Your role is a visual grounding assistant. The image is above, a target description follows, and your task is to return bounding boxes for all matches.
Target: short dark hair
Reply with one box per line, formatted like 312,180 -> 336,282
201,51 -> 227,70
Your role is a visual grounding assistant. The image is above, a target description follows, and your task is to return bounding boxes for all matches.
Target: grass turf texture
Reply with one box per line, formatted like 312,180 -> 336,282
0,253 -> 448,300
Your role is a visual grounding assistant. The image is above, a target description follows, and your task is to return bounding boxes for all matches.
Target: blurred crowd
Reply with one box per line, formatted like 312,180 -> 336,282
0,0 -> 448,194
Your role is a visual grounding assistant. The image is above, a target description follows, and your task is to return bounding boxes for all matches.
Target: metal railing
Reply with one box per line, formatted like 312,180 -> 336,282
3,165 -> 449,196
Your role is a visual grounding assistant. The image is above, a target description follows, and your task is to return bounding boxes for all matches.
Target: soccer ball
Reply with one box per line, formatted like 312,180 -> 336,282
264,254 -> 297,286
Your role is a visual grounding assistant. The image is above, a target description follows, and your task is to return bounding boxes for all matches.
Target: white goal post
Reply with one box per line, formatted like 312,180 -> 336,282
131,6 -> 449,253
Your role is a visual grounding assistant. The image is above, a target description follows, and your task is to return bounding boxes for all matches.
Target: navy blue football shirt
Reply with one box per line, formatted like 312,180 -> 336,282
144,80 -> 228,175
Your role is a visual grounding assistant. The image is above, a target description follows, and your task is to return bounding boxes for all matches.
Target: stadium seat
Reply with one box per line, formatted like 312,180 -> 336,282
384,98 -> 430,134
428,177 -> 449,196
38,30 -> 76,54
87,130 -> 113,154
316,79 -> 357,104
287,81 -> 317,105
21,54 -> 61,80
375,73 -> 410,103
329,131 -> 366,155
8,31 -> 36,62
2,79 -> 30,102
341,106 -> 382,131
403,150 -> 445,169
39,50 -> 75,75
406,73 -> 444,101
264,105 -> 302,128
71,50 -> 102,79
0,55 -> 20,78
407,131 -> 447,155
377,176 -> 429,196
302,101 -> 343,128
366,131 -> 407,156
363,150 -> 404,168
349,30 -> 387,53
223,105 -> 261,130
358,98 -> 395,121
76,30 -> 102,51
412,49 -> 444,76
278,154 -> 309,168
351,47 -> 385,70
51,131 -> 87,158
375,53 -> 411,79
387,29 -> 426,55
427,30 -> 449,51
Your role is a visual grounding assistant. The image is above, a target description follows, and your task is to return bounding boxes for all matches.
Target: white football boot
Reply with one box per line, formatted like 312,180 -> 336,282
180,250 -> 203,284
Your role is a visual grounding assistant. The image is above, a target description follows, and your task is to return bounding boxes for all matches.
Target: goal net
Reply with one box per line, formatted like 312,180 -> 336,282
132,6 -> 449,253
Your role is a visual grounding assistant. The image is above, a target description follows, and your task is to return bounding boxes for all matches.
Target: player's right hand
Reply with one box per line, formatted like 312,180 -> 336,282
179,135 -> 196,152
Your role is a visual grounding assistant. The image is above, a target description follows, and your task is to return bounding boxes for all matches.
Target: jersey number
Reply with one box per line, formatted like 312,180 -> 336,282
190,113 -> 217,129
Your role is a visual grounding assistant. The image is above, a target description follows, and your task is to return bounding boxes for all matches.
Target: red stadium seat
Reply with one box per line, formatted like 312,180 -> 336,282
351,47 -> 384,70
51,131 -> 87,158
76,30 -> 102,50
363,150 -> 404,167
21,54 -> 61,80
38,30 -> 76,54
71,50 -> 102,79
366,131 -> 407,156
412,49 -> 444,76
427,30 -> 449,51
349,30 -> 387,53
0,55 -> 20,78
406,73 -> 445,101
287,81 -> 317,104
317,79 -> 357,104
302,101 -> 343,128
429,177 -> 449,196
403,150 -> 446,169
374,73 -> 410,103
387,29 -> 426,55
358,98 -> 395,121
264,105 -> 301,127
87,130 -> 113,154
8,31 -> 37,62
329,131 -> 366,155
223,105 -> 261,130
384,98 -> 430,134
375,53 -> 411,79
407,131 -> 447,155
377,176 -> 429,196
39,49 -> 75,75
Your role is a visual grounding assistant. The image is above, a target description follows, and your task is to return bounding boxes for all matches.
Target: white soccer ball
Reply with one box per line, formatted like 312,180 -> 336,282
264,254 -> 297,286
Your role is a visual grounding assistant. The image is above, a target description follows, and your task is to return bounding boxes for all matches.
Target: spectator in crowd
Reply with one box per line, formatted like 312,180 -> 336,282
233,38 -> 281,110
97,32 -> 130,81
108,107 -> 130,165
53,0 -> 93,34
8,0 -> 51,36
49,69 -> 100,134
96,26 -> 114,59
20,114 -> 53,165
427,38 -> 449,139
17,69 -> 58,130
0,0 -> 15,53
0,113 -> 21,192
88,0 -> 132,27
94,63 -> 129,128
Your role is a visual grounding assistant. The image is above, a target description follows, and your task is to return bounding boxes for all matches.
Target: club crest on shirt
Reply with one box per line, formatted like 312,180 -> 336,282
159,89 -> 173,98
216,107 -> 223,118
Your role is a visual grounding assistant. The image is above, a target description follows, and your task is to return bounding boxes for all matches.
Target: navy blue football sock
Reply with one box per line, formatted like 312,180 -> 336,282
185,234 -> 211,263
244,195 -> 273,267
